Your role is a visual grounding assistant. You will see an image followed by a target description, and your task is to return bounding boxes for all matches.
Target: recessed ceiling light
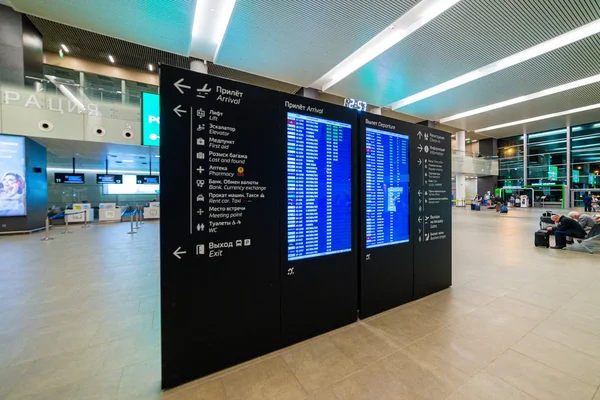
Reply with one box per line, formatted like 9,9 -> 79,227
465,138 -> 470,141
191,0 -> 237,60
108,55 -> 115,63
311,0 -> 460,91
388,19 -> 600,109
148,64 -> 154,71
122,159 -> 134,163
472,139 -> 478,142
474,102 -> 600,133
60,44 -> 69,53
440,73 -> 600,123
155,155 -> 160,158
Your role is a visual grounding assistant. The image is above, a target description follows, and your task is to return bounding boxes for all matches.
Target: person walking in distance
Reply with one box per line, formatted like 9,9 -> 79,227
583,192 -> 593,212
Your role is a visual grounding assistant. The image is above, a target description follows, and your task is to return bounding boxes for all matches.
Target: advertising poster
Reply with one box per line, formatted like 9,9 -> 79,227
142,92 -> 161,146
0,135 -> 27,217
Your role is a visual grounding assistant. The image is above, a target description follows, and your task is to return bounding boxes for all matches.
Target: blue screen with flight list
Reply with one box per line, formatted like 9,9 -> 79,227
366,127 -> 410,248
287,112 -> 352,261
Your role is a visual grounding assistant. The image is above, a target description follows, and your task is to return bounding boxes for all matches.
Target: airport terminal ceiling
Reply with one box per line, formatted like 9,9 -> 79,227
8,0 -> 600,138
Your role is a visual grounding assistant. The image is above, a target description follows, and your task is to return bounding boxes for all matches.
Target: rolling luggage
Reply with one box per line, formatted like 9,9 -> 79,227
500,205 -> 508,214
471,203 -> 481,211
535,230 -> 550,248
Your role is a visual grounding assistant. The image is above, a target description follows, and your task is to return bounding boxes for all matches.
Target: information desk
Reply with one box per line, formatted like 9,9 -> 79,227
98,203 -> 121,223
66,203 -> 92,223
144,202 -> 160,220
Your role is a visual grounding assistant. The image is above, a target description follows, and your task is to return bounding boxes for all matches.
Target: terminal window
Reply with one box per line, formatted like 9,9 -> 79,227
287,112 -> 352,261
366,127 -> 410,248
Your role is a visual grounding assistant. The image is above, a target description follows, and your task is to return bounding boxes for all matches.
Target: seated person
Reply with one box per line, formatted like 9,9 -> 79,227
547,214 -> 587,249
568,211 -> 596,233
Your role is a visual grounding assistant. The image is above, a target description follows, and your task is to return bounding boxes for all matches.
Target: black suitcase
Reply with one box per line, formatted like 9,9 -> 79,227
535,230 -> 550,248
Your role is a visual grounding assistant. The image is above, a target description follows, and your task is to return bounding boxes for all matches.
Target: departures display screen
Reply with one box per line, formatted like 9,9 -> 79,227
287,112 -> 352,261
366,127 -> 410,248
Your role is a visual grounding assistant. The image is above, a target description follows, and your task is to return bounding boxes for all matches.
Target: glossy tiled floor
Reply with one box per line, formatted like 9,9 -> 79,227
1,208 -> 600,399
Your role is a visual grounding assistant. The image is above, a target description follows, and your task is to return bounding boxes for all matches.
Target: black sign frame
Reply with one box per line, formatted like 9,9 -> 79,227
54,173 -> 85,184
359,114 -> 414,318
136,175 -> 160,185
96,174 -> 123,184
280,96 -> 359,346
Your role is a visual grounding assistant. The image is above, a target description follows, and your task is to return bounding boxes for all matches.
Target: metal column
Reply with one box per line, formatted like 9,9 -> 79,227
523,133 -> 528,187
566,125 -> 572,208
455,131 -> 466,202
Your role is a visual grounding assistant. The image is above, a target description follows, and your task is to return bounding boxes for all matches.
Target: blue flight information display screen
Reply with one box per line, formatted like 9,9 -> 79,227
366,127 -> 410,248
287,112 -> 352,261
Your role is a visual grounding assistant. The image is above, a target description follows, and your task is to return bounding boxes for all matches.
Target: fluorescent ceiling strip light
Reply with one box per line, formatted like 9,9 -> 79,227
311,0 -> 460,91
60,44 -> 69,53
108,55 -> 115,63
440,73 -> 600,123
389,18 -> 600,110
191,0 -> 237,61
474,103 -> 600,133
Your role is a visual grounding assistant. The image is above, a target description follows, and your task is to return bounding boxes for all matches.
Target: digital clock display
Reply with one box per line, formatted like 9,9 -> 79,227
344,98 -> 368,112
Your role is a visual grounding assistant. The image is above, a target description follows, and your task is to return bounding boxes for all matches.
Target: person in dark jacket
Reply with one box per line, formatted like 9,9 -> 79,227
547,214 -> 587,249
583,193 -> 593,212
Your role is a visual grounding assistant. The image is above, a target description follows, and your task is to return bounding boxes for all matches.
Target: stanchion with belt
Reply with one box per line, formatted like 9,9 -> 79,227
81,210 -> 90,228
62,212 -> 72,234
40,217 -> 54,241
135,207 -> 140,230
128,210 -> 137,235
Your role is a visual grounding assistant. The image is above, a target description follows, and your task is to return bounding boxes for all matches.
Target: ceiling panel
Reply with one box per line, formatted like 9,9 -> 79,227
442,78 -> 600,132
475,107 -> 600,138
399,35 -> 600,123
329,0 -> 600,109
29,16 -> 193,71
11,0 -> 195,55
216,0 -> 421,86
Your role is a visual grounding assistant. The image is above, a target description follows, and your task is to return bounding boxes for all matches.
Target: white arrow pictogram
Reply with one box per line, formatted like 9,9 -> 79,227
174,78 -> 191,94
173,247 -> 187,259
173,105 -> 187,117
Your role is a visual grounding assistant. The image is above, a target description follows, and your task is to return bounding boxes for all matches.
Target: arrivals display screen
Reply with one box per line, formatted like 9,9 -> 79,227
0,135 -> 26,217
365,127 -> 410,248
287,112 -> 352,261
54,173 -> 85,184
96,174 -> 123,184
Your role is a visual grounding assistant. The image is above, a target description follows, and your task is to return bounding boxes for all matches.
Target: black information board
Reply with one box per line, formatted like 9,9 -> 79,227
281,97 -> 358,346
359,115 -> 414,318
159,65 -> 450,389
96,174 -> 123,184
136,175 -> 160,184
410,127 -> 452,299
160,65 -> 283,389
54,173 -> 84,184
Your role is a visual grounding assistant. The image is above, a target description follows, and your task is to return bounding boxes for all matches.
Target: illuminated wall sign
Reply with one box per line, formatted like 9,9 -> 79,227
343,97 -> 367,112
0,135 -> 27,217
548,165 -> 558,181
142,92 -> 160,146
572,169 -> 580,183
